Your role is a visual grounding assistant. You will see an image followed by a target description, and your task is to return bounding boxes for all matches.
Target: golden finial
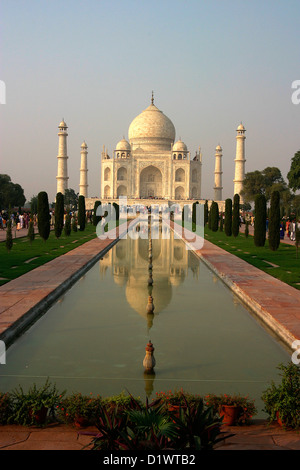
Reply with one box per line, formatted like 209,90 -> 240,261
151,91 -> 154,105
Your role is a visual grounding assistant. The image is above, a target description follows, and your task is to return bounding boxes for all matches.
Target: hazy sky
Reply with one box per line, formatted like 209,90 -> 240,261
1,0 -> 300,204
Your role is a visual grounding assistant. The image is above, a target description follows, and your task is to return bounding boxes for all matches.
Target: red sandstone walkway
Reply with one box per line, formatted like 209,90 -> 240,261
0,420 -> 299,450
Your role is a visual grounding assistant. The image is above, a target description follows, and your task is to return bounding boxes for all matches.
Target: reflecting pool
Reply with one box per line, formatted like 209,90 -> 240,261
0,221 -> 290,416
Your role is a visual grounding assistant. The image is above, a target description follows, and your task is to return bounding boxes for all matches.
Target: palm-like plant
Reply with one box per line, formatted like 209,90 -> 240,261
170,396 -> 233,450
124,397 -> 178,450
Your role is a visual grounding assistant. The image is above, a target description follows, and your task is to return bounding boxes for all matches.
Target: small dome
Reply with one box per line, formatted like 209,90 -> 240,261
216,144 -> 222,151
237,123 -> 245,131
116,138 -> 131,151
59,119 -> 67,128
173,139 -> 187,152
81,141 -> 87,148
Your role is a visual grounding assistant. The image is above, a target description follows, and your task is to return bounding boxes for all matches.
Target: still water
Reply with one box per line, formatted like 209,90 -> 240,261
0,222 -> 289,416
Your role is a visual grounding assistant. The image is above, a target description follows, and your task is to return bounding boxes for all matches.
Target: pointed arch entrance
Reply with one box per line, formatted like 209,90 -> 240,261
139,165 -> 162,198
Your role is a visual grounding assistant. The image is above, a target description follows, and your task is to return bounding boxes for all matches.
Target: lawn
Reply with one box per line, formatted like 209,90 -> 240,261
202,225 -> 300,290
0,224 -> 98,286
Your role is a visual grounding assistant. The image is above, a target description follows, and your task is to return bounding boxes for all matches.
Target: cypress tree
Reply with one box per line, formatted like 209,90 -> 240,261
113,202 -> 119,223
78,195 -> 86,231
208,204 -> 212,230
37,191 -> 50,241
268,190 -> 280,251
192,201 -> 198,231
27,218 -> 35,243
6,220 -> 13,252
232,194 -> 240,238
204,200 -> 208,226
93,200 -> 102,226
72,215 -> 78,232
254,194 -> 267,247
245,221 -> 249,238
64,210 -> 71,236
54,192 -> 64,238
211,201 -> 219,232
224,198 -> 232,236
296,225 -> 300,259
219,213 -> 223,231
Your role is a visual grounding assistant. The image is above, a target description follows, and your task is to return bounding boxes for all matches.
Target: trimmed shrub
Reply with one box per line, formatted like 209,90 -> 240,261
210,201 -> 219,232
37,191 -> 50,241
245,221 -> 249,238
219,213 -> 223,232
27,218 -> 35,243
113,202 -> 119,222
6,220 -> 13,251
64,211 -> 71,236
224,198 -> 232,236
268,191 -> 280,251
204,200 -> 209,226
254,194 -> 267,247
232,194 -> 240,237
93,201 -> 102,226
78,195 -> 86,231
54,192 -> 64,238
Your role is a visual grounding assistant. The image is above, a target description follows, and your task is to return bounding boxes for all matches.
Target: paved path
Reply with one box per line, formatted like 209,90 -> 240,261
0,226 -> 41,242
240,223 -> 296,246
0,420 -> 299,450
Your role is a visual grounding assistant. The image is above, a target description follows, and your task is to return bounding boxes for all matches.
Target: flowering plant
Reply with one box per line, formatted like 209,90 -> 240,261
58,392 -> 102,425
154,389 -> 203,407
0,392 -> 13,425
9,378 -> 65,426
204,393 -> 257,424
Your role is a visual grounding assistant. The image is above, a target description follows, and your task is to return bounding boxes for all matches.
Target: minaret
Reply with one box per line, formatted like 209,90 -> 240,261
56,119 -> 69,195
214,144 -> 223,201
233,123 -> 246,202
79,141 -> 88,198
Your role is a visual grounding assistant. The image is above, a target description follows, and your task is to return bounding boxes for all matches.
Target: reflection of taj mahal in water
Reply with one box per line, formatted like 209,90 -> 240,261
99,224 -> 200,330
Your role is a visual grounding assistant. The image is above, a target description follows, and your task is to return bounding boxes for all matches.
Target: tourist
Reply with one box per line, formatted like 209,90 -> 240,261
290,220 -> 296,241
279,222 -> 285,239
286,219 -> 290,238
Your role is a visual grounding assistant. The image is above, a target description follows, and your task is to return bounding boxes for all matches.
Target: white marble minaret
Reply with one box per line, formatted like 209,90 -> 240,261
79,141 -> 88,198
56,119 -> 69,195
214,144 -> 223,201
233,123 -> 246,202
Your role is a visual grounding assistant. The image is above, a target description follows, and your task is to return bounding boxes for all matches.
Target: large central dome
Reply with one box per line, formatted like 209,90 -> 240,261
128,100 -> 176,151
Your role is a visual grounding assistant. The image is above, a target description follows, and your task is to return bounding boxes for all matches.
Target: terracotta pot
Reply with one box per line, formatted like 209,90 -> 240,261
276,411 -> 284,427
219,405 -> 242,425
168,404 -> 187,417
30,406 -> 48,425
74,416 -> 90,428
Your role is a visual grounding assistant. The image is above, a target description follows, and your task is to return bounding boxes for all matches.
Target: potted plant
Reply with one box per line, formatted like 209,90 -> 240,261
155,389 -> 202,415
0,392 -> 13,425
205,393 -> 257,425
10,378 -> 65,426
262,362 -> 300,429
58,392 -> 102,427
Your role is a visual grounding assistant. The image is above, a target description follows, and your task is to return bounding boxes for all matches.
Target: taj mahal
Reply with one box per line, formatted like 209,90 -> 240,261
56,93 -> 246,210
